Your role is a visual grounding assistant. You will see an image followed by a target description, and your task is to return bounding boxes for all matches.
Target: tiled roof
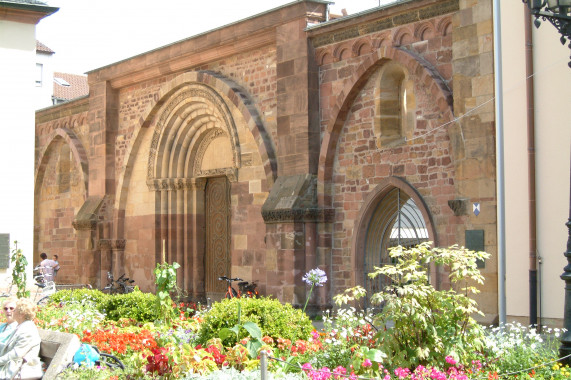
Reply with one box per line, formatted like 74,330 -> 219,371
36,40 -> 54,54
53,72 -> 89,101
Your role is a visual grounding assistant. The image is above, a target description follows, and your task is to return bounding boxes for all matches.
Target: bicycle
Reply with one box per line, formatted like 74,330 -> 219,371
31,265 -> 56,304
103,272 -> 135,294
33,269 -> 56,306
33,266 -> 93,306
218,276 -> 259,299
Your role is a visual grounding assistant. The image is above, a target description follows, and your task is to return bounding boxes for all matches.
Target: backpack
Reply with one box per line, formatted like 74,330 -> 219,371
73,344 -> 100,368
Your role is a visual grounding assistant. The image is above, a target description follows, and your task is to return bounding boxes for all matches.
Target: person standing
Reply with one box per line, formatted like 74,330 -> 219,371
52,254 -> 60,280
39,252 -> 57,282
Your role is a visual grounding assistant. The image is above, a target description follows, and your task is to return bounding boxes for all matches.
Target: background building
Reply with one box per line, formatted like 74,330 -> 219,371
35,39 -> 55,109
0,0 -> 57,287
501,2 -> 571,326
34,0 -> 567,326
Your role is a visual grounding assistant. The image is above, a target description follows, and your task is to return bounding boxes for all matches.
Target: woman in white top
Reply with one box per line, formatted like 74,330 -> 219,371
0,298 -> 43,380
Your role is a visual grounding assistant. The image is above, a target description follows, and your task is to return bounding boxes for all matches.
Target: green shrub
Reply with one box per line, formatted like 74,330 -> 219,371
48,289 -> 161,322
197,297 -> 313,346
50,288 -> 108,305
104,290 -> 160,321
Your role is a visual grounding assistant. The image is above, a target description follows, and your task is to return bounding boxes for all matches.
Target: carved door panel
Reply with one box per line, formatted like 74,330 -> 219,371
205,177 -> 230,296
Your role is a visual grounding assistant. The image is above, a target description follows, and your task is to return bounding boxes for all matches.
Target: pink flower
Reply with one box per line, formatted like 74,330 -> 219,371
333,366 -> 347,379
311,330 -> 320,340
320,367 -> 332,379
362,359 -> 372,368
445,355 -> 457,365
395,367 -> 411,379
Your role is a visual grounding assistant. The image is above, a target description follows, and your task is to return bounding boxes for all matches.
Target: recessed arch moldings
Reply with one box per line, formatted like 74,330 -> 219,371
352,38 -> 373,57
351,176 -> 437,286
317,46 -> 455,207
317,50 -> 335,65
393,27 -> 414,46
114,71 -> 278,240
333,43 -> 352,61
414,21 -> 436,41
116,71 -> 276,206
35,127 -> 89,197
436,17 -> 453,36
147,82 -> 240,182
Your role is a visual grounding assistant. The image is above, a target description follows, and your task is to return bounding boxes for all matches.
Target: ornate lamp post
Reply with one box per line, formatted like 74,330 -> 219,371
523,0 -> 571,66
522,0 -> 571,363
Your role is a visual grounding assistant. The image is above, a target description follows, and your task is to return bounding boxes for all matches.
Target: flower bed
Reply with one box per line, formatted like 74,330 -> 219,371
22,245 -> 570,379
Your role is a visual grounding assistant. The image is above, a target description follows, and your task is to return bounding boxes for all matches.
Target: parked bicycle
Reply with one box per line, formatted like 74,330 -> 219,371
103,272 -> 135,294
33,265 -> 56,305
218,276 -> 259,299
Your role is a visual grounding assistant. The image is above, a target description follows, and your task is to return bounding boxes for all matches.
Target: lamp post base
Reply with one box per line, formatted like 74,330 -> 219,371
560,218 -> 571,365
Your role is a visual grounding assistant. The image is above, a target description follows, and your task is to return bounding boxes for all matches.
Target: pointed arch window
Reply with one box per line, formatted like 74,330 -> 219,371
364,187 -> 428,307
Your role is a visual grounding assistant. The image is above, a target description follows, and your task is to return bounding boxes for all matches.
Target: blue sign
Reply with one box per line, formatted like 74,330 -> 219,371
473,203 -> 480,216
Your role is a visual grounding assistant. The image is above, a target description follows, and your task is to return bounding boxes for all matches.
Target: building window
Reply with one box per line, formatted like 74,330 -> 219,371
364,187 -> 428,309
374,62 -> 415,147
36,63 -> 43,87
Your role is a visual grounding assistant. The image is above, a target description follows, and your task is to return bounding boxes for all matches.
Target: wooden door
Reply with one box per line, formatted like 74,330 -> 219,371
205,177 -> 230,297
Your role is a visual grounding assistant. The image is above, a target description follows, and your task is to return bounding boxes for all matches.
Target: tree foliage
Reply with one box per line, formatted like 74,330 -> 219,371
334,242 -> 490,369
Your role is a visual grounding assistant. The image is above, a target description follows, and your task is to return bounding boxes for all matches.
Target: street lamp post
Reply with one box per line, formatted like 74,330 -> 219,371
523,0 -> 571,66
522,0 -> 571,364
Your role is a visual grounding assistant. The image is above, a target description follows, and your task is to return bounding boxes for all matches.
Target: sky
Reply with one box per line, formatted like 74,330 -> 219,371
36,0 -> 395,75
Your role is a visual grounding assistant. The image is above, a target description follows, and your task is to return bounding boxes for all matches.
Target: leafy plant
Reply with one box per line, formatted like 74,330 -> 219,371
219,302 -> 263,358
48,288 -> 162,322
50,288 -> 108,305
183,367 -> 307,380
105,290 -> 161,321
10,241 -> 29,298
335,242 -> 490,369
483,322 -> 570,378
145,347 -> 175,378
36,299 -> 105,334
154,260 -> 180,325
197,297 -> 313,347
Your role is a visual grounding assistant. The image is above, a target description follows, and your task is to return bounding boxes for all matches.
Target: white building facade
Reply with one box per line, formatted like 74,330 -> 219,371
500,2 -> 571,326
0,0 -> 58,287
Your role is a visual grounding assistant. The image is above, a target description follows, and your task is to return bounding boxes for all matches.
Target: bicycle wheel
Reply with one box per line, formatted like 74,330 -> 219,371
97,353 -> 125,370
37,296 -> 51,306
102,285 -> 118,294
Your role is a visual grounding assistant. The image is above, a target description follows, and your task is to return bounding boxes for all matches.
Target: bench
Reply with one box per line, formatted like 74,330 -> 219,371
37,329 -> 80,379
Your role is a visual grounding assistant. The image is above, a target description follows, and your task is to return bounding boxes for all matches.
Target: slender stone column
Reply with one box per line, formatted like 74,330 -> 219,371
111,239 -> 126,282
98,239 -> 112,289
160,188 -> 169,262
190,178 -> 206,301
176,183 -> 185,289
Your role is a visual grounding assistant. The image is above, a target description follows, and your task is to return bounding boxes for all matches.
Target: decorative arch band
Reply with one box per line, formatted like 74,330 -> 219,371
147,82 -> 241,182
